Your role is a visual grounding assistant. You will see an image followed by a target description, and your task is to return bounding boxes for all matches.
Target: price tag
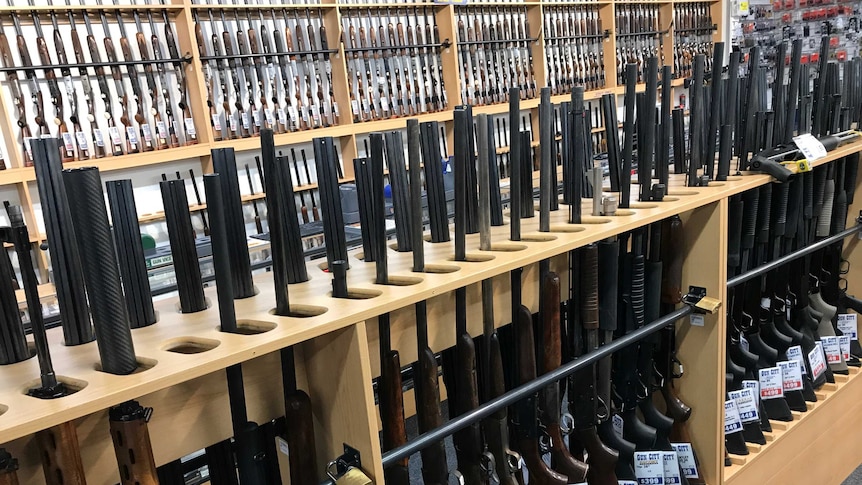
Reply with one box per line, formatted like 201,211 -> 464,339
613,414 -> 624,438
185,118 -> 197,137
635,451 -> 665,485
108,126 -> 122,147
351,99 -> 360,117
141,124 -> 153,143
728,388 -> 760,423
670,444 -> 699,479
840,335 -> 851,361
620,482 -> 638,485
758,367 -> 785,399
241,112 -> 251,129
333,102 -> 340,119
662,452 -> 682,485
229,114 -> 238,132
724,400 -> 743,434
61,132 -> 75,153
278,108 -> 288,127
793,133 -> 828,161
690,314 -> 704,327
837,314 -> 858,340
777,360 -> 804,391
126,127 -> 139,149
380,96 -> 390,113
156,121 -> 168,140
822,336 -> 842,364
786,345 -> 808,375
252,109 -> 261,127
75,132 -> 89,151
742,380 -> 760,406
738,1 -> 751,15
93,129 -> 105,147
740,334 -> 750,353
212,115 -> 222,132
809,342 -> 827,380
265,109 -> 275,125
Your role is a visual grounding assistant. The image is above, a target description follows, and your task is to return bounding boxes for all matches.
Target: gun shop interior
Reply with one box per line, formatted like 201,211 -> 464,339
1,0 -> 862,484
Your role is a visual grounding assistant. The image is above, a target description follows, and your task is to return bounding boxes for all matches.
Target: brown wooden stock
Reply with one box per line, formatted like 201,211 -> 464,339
519,438 -> 568,485
0,471 -> 17,485
415,347 -> 448,485
579,427 -> 619,485
35,421 -> 87,485
109,418 -> 158,485
380,350 -> 408,466
284,390 -> 318,485
540,272 -> 589,482
484,333 -> 518,485
660,215 -> 684,305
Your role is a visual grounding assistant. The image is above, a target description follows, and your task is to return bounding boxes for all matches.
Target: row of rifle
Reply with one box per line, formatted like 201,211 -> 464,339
456,6 -> 537,106
543,6 -> 607,94
195,7 -> 338,137
724,157 -> 862,460
673,3 -> 715,80
614,4 -> 664,84
0,2 -> 196,166
342,7 -> 447,121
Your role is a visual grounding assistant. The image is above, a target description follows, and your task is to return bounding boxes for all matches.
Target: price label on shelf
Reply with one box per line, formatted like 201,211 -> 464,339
786,345 -> 808,375
759,367 -> 785,399
822,336 -> 842,364
635,452 -> 665,485
837,314 -> 858,340
728,388 -> 759,423
742,380 -> 760,405
809,343 -> 827,380
840,336 -> 851,361
613,414 -> 624,438
724,400 -> 743,434
671,444 -> 699,479
777,360 -> 803,391
793,133 -> 828,161
662,452 -> 682,485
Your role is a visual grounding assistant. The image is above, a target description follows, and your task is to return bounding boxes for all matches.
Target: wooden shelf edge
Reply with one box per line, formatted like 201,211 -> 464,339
724,367 -> 862,485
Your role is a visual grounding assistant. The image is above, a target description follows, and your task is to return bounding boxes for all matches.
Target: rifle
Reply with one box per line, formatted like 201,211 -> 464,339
64,7 -> 98,160
219,10 -> 247,138
286,8 -> 313,129
540,272 -> 590,482
81,9 -> 124,156
307,9 -> 333,126
234,11 -> 260,135
270,10 -> 297,131
245,164 -> 264,234
116,10 -> 155,152
145,9 -> 178,148
0,14 -> 33,165
295,9 -> 322,127
187,169 -> 210,237
109,401 -> 159,485
48,8 -> 86,162
194,10 -> 223,141
162,8 -> 196,144
10,8 -> 49,145
29,6 -> 70,160
0,449 -> 17,485
256,10 -> 285,133
245,10 -> 271,131
97,5 -> 138,154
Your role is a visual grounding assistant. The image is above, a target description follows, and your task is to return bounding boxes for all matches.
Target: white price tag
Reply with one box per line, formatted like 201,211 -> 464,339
141,124 -> 153,143
740,334 -> 750,353
619,482 -> 638,485
724,400 -> 743,435
837,314 -> 858,340
61,132 -> 75,153
671,444 -> 699,479
786,345 -> 808,375
288,106 -> 299,127
93,129 -> 105,147
728,388 -> 759,423
241,112 -> 251,129
759,367 -> 785,399
840,335 -> 851,361
613,414 -> 624,438
351,99 -> 360,116
777,361 -> 804,391
809,342 -> 827,380
184,118 -> 196,136
126,126 -> 139,149
793,133 -> 828,162
252,109 -> 261,127
635,451 -> 665,485
75,132 -> 89,150
278,108 -> 287,126
23,137 -> 33,158
822,336 -> 842,364
380,96 -> 390,112
265,108 -> 275,125
742,380 -> 760,406
690,314 -> 704,327
156,121 -> 168,140
333,102 -> 340,119
212,115 -> 222,132
229,114 -> 238,132
663,452 -> 682,485
108,126 -> 122,146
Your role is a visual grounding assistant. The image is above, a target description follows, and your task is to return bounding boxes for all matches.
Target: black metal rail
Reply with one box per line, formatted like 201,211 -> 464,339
0,56 -> 192,73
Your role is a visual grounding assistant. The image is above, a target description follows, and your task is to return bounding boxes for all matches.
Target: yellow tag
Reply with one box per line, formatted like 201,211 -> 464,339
739,1 -> 750,14
334,467 -> 373,485
796,159 -> 813,172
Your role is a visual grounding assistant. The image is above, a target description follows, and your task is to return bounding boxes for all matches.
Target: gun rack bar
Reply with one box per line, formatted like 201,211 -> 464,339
0,56 -> 193,73
725,367 -> 862,485
0,5 -> 185,14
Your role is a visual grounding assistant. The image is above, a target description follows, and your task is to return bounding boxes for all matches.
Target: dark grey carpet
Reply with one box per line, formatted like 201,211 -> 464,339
844,465 -> 862,484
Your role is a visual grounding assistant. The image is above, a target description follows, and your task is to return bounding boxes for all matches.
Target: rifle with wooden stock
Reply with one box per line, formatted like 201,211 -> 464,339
194,10 -> 223,141
116,9 -> 155,152
162,8 -> 196,144
82,8 -> 125,156
0,13 -> 33,165
0,449 -> 17,485
98,5 -> 138,154
109,401 -> 159,485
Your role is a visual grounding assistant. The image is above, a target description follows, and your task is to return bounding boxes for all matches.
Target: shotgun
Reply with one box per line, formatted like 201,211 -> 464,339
109,401 -> 159,485
0,449 -> 18,485
194,10 -> 223,141
0,13 -> 33,165
98,6 -> 138,154
147,9 -> 179,147
163,8 -> 196,144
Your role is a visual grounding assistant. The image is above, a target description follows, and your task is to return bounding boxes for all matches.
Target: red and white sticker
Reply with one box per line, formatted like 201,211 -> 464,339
822,336 -> 842,364
840,336 -> 851,361
809,342 -> 827,380
777,360 -> 803,391
759,367 -> 785,399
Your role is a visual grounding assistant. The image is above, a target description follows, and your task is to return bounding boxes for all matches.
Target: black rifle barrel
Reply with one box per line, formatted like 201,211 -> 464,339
407,119 -> 425,272
509,89 -> 522,241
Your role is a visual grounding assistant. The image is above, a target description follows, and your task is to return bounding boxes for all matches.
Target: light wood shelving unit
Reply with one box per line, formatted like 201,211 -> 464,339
0,137 -> 860,485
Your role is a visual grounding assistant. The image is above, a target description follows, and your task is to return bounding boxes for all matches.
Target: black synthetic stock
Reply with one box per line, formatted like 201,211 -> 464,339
106,180 -> 156,329
454,107 -> 469,262
64,167 -> 137,375
210,148 -> 255,299
314,137 -> 349,269
386,130 -> 412,252
641,57 -> 658,200
689,54 -> 705,184
604,93 -> 622,192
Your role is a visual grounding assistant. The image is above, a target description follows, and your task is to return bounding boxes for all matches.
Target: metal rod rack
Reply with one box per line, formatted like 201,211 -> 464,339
616,29 -> 669,38
200,50 -> 338,61
674,24 -> 718,34
342,41 -> 450,53
545,31 -> 610,41
727,218 -> 862,289
0,56 -> 192,74
457,37 -> 537,47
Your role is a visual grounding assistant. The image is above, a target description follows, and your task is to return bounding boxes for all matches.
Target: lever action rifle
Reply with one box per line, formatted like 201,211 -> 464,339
98,4 -> 138,154
82,8 -> 125,156
194,10 -> 222,141
0,13 -> 34,165
64,6 -> 94,160
162,8 -> 196,144
116,9 -> 155,152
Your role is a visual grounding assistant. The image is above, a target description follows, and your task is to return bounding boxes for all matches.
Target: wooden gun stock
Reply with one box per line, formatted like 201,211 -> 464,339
483,332 -> 519,485
516,305 -> 568,485
0,449 -> 18,485
380,349 -> 409,485
35,421 -> 87,485
451,331 -> 485,485
540,272 -> 588,482
284,389 -> 318,485
415,346 -> 449,485
109,401 -> 159,485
